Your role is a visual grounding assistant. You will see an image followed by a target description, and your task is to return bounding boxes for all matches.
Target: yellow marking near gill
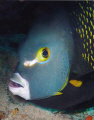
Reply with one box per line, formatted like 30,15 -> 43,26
54,92 -> 63,96
69,80 -> 82,87
54,69 -> 70,96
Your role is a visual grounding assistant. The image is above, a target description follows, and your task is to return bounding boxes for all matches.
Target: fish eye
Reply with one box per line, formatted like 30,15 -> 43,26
42,48 -> 48,58
36,47 -> 50,62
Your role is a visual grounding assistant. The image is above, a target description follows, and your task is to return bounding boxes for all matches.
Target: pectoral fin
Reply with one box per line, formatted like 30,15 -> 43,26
69,80 -> 82,87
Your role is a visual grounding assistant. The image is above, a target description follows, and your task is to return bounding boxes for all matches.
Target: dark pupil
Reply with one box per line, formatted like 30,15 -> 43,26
42,49 -> 48,58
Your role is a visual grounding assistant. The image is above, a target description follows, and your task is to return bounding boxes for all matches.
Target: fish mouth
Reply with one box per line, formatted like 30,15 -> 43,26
9,73 -> 24,88
8,73 -> 30,100
9,80 -> 23,88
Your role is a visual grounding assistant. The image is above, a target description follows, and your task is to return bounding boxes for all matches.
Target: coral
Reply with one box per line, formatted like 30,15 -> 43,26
0,111 -> 5,120
85,116 -> 93,120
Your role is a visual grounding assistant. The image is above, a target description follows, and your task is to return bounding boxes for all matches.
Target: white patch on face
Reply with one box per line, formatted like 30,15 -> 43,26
9,73 -> 31,100
24,59 -> 37,66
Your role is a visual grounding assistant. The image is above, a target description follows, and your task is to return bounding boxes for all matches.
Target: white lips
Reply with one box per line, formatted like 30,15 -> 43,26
10,78 -> 24,87
9,73 -> 31,100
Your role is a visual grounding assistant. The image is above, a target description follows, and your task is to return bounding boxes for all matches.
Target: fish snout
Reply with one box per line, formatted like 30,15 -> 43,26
8,73 -> 31,100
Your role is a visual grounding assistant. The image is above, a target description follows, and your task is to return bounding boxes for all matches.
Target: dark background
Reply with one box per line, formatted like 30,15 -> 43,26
0,1 -> 78,35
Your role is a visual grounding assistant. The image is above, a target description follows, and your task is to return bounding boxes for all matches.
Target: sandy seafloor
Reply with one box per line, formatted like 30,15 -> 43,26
0,35 -> 94,120
0,34 -> 72,120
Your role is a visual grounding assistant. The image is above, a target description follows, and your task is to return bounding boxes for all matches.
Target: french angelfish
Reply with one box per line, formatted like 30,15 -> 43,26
8,2 -> 94,111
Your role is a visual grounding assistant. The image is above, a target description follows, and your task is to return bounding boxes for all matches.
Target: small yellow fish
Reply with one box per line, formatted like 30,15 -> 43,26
12,108 -> 19,118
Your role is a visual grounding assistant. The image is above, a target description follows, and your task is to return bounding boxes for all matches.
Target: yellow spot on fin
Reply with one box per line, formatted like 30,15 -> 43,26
69,80 -> 82,87
54,92 -> 63,96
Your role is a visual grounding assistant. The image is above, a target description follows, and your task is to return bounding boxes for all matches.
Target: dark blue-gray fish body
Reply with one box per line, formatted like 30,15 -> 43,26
9,3 -> 94,111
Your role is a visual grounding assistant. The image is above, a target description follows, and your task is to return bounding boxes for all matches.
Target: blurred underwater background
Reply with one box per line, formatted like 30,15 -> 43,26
0,0 -> 94,120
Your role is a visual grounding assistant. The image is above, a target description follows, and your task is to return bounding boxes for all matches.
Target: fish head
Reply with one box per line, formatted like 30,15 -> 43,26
8,10 -> 73,100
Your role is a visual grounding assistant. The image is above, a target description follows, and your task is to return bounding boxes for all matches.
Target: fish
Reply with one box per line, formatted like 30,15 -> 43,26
8,1 -> 94,111
9,8 -> 73,100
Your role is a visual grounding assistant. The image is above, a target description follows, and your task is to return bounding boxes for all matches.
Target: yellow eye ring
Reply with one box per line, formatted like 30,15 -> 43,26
35,47 -> 50,63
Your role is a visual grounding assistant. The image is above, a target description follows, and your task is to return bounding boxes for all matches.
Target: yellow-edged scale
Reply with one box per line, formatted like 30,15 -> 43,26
72,1 -> 94,70
69,1 -> 94,87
